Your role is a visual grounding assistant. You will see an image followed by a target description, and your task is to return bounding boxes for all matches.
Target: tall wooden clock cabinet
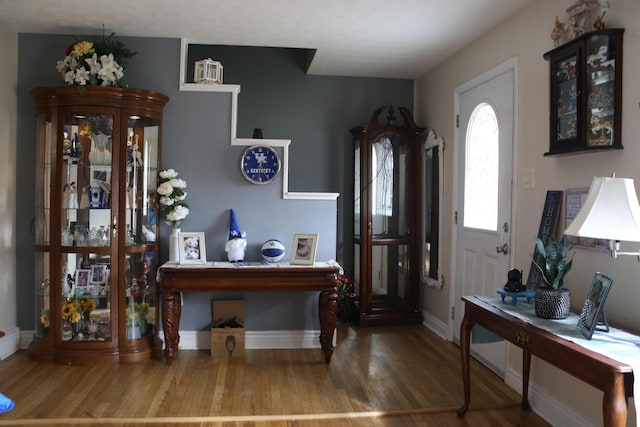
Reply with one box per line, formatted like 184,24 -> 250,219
350,106 -> 425,326
30,86 -> 168,364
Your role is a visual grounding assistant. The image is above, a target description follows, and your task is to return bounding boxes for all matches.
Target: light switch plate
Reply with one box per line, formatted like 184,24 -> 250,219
523,168 -> 534,188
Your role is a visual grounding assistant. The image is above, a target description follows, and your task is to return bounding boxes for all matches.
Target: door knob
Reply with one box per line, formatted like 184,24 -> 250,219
496,243 -> 509,254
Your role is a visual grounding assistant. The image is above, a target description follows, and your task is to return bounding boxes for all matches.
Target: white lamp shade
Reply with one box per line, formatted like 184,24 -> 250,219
564,177 -> 640,242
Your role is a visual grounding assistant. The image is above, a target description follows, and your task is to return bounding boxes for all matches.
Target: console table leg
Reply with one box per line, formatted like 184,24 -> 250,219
457,311 -> 473,417
318,281 -> 337,364
522,349 -> 531,410
162,291 -> 182,365
603,375 -> 627,427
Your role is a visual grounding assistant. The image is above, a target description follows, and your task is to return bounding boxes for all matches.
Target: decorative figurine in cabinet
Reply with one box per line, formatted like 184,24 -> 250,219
350,106 -> 425,326
30,86 -> 169,364
544,28 -> 623,155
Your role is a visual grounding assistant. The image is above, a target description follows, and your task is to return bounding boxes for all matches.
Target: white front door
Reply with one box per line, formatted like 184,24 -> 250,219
452,62 -> 515,376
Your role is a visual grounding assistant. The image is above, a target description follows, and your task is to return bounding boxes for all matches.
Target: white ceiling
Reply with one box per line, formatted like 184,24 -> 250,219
0,0 -> 534,79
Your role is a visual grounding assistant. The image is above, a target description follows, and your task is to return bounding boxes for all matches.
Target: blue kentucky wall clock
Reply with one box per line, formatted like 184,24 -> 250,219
240,145 -> 281,184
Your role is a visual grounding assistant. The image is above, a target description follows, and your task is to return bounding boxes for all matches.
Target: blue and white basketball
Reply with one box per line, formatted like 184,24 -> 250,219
261,239 -> 286,262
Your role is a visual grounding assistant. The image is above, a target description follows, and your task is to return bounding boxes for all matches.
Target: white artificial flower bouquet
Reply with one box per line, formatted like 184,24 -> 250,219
158,169 -> 190,229
55,34 -> 136,88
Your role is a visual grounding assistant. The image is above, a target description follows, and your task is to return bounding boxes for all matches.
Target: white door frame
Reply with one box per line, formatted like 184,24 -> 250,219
447,57 -> 519,341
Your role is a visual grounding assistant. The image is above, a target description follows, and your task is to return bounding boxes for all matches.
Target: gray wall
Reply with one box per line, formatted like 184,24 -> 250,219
16,34 -> 413,331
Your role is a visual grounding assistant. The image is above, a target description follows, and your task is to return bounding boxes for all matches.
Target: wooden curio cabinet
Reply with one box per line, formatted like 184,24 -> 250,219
543,28 -> 624,155
350,106 -> 425,326
30,86 -> 169,364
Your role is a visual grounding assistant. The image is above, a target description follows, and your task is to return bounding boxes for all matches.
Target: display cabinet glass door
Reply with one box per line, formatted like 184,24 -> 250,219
34,114 -> 52,340
123,114 -> 160,343
59,111 -> 115,342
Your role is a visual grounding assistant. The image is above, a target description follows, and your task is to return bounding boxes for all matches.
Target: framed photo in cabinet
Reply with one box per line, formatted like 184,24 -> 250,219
75,269 -> 90,297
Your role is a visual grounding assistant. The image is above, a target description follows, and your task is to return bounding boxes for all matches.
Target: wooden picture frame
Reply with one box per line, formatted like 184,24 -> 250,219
290,233 -> 318,265
577,272 -> 613,340
179,232 -> 206,264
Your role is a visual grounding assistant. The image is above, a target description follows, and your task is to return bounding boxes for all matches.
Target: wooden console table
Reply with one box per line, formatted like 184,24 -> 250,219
158,262 -> 340,365
458,295 -> 636,427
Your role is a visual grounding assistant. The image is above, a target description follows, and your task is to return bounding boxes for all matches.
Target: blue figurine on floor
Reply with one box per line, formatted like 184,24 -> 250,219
0,392 -> 15,413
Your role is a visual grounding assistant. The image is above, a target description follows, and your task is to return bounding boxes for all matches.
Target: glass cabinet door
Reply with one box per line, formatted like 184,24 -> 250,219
34,112 -> 52,340
369,135 -> 410,304
59,111 -> 115,342
123,114 -> 160,342
585,32 -> 619,147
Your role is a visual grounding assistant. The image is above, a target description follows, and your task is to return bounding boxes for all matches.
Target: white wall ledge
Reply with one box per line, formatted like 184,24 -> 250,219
179,39 -> 339,201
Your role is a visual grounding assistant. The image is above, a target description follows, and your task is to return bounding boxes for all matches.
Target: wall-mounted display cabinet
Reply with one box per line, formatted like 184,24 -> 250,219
30,86 -> 168,364
543,28 -> 624,155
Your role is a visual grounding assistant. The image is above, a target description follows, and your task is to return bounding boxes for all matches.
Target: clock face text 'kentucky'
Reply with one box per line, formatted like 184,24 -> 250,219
241,145 -> 281,184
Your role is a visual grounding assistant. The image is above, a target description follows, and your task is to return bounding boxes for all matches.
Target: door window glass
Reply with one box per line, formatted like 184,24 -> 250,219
464,103 -> 499,231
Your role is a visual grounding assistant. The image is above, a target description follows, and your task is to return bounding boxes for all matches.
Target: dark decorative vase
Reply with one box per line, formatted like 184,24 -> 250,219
337,297 -> 355,324
535,288 -> 571,319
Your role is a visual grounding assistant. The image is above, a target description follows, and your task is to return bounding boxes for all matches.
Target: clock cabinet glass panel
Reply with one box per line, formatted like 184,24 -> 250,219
30,86 -> 168,364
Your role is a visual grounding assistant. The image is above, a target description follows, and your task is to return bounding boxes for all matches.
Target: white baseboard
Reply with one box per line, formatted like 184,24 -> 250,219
19,329 -> 325,351
421,309 -> 448,340
176,329 -> 323,350
0,327 -> 21,360
505,365 -> 598,427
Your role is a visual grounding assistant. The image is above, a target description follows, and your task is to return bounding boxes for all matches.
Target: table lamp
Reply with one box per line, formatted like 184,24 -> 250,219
564,175 -> 640,258
563,175 -> 640,338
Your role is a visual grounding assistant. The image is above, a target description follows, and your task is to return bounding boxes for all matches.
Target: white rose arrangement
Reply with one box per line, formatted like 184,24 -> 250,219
157,169 -> 190,229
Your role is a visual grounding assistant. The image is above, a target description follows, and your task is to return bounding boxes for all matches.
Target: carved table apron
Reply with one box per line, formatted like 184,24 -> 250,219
458,295 -> 637,427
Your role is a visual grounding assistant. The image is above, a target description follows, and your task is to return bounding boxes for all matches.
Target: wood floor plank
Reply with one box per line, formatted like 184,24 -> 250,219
0,324 -> 551,426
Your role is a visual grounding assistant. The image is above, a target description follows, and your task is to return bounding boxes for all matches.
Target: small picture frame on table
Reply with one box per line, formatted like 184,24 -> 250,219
290,233 -> 318,265
577,272 -> 613,340
179,232 -> 206,264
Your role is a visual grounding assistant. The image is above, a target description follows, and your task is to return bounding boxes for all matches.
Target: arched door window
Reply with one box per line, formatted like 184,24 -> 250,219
463,103 -> 499,231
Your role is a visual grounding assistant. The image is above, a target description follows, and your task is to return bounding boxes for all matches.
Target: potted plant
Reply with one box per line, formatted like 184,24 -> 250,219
336,275 -> 357,324
531,235 -> 575,319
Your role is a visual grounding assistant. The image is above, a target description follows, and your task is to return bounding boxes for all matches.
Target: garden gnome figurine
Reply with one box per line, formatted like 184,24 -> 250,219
225,209 -> 247,262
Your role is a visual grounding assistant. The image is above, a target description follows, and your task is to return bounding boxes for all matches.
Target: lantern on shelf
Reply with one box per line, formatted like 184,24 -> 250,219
194,58 -> 224,84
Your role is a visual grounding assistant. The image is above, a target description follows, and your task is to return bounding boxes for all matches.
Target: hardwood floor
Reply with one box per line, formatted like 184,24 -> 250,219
0,324 -> 550,426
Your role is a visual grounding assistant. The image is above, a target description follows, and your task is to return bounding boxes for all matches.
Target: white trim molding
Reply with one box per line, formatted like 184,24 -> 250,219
179,39 -> 339,201
1,327 -> 21,360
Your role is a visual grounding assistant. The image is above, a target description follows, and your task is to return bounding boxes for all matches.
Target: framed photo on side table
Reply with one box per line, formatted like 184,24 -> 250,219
577,272 -> 613,340
179,232 -> 207,264
291,233 -> 318,265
